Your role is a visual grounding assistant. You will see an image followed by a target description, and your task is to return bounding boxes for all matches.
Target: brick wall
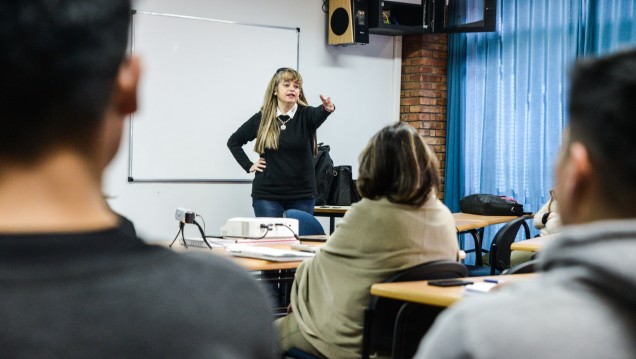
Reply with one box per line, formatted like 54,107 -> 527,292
400,34 -> 448,199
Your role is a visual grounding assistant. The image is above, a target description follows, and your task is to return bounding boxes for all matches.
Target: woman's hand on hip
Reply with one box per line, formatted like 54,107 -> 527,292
250,158 -> 266,173
320,94 -> 335,112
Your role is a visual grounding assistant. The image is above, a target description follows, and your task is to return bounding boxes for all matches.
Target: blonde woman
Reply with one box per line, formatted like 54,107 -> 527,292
228,68 -> 335,217
276,122 -> 459,358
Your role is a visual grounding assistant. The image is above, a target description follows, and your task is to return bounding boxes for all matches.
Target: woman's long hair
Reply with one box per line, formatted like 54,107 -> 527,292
254,68 -> 308,154
356,122 -> 440,207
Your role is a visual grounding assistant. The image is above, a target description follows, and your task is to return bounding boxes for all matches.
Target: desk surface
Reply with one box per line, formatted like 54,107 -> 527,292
158,240 -> 324,272
452,212 -> 520,226
370,273 -> 535,307
313,206 -> 350,215
511,234 -> 557,252
315,207 -> 519,233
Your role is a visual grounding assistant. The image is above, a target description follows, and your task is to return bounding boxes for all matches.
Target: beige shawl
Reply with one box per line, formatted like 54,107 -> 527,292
290,195 -> 459,358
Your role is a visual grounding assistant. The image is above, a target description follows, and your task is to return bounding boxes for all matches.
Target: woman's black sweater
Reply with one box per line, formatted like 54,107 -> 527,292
227,105 -> 331,200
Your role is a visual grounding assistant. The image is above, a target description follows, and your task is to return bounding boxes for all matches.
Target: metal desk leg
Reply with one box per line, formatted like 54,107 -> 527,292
329,216 -> 335,234
470,229 -> 483,266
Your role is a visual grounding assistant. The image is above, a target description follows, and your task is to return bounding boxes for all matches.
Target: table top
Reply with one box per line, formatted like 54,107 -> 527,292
452,212 -> 520,226
511,234 -> 557,252
315,208 -> 520,233
370,273 -> 536,307
314,206 -> 350,214
156,240 -> 324,272
455,219 -> 489,232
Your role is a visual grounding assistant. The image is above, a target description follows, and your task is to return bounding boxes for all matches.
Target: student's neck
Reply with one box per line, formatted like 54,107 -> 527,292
278,101 -> 294,114
0,150 -> 117,233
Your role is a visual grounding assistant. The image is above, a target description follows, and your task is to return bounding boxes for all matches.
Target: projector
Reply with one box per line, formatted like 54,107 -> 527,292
220,217 -> 299,239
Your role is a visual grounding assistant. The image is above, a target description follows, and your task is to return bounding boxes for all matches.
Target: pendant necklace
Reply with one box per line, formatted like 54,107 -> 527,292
278,116 -> 291,130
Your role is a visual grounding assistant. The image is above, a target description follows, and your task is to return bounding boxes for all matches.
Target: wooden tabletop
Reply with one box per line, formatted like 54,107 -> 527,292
511,234 -> 558,252
370,273 -> 536,307
156,240 -> 325,272
313,206 -> 350,215
452,212 -> 520,226
455,220 -> 489,232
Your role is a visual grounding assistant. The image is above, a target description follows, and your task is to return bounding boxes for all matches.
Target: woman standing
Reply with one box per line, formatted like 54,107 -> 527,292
227,68 -> 335,217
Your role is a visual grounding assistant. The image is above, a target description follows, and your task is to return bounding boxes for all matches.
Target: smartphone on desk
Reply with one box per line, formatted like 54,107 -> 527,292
427,279 -> 474,287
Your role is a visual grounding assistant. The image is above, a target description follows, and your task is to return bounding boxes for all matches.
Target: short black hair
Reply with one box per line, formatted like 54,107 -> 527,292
568,49 -> 636,202
0,0 -> 132,162
357,122 -> 440,207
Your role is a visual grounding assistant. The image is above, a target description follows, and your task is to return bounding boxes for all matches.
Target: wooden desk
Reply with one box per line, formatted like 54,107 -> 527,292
162,240 -> 324,271
371,273 -> 535,358
511,234 -> 557,252
452,212 -> 519,226
371,273 -> 535,308
453,213 -> 527,266
313,206 -> 349,233
159,239 -> 324,314
314,208 -> 522,266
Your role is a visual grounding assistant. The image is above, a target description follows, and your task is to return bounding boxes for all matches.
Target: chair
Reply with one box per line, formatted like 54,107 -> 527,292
284,209 -> 326,235
466,215 -> 533,276
361,260 -> 468,359
502,258 -> 539,275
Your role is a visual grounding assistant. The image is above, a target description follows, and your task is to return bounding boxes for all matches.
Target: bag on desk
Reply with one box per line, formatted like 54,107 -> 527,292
328,165 -> 361,206
313,143 -> 335,206
460,194 -> 524,216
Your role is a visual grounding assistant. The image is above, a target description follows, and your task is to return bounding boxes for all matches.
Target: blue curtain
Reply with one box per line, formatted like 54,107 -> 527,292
444,0 -> 636,259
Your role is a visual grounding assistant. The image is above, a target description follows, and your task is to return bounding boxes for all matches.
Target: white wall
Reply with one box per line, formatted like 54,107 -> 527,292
104,0 -> 402,241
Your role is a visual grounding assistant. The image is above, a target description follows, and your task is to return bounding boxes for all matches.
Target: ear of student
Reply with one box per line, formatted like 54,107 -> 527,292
115,56 -> 141,115
560,142 -> 594,224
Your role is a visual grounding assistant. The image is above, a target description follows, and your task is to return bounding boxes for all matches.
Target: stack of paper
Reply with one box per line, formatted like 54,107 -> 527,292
463,281 -> 498,294
227,244 -> 315,262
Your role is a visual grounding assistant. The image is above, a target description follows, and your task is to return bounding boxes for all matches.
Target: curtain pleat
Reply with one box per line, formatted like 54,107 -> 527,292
444,0 -> 636,263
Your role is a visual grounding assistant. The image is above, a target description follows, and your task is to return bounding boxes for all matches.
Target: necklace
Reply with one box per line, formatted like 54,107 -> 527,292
277,115 -> 291,130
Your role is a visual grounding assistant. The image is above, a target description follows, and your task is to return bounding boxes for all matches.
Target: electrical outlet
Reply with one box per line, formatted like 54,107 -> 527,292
175,207 -> 189,223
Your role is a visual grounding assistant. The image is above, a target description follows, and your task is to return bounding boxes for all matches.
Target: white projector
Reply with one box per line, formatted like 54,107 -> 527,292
220,217 -> 299,239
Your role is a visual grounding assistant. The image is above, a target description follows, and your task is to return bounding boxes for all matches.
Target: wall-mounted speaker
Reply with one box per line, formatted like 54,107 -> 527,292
328,0 -> 369,46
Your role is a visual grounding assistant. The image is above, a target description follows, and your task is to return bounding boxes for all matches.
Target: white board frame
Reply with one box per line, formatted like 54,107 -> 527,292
128,11 -> 300,183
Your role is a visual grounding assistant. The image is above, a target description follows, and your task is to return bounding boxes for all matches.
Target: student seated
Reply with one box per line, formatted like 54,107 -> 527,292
533,188 -> 561,236
414,49 -> 636,359
0,1 -> 275,357
275,122 -> 460,358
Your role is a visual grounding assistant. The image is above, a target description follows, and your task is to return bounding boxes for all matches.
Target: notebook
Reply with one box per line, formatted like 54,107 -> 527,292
227,244 -> 315,262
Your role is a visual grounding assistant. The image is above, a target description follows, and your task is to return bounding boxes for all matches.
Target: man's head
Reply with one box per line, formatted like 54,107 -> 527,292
557,49 -> 636,224
0,0 -> 137,167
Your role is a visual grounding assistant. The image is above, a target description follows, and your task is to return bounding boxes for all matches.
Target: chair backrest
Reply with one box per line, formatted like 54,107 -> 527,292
502,258 -> 539,275
283,209 -> 325,235
361,260 -> 468,359
487,215 -> 533,275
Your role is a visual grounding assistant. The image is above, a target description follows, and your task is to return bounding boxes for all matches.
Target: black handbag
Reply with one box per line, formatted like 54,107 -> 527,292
459,194 -> 524,216
313,143 -> 335,206
328,165 -> 361,206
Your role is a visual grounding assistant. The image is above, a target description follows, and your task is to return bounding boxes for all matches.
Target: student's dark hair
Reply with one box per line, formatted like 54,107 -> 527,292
568,49 -> 636,204
357,122 -> 440,207
0,0 -> 132,162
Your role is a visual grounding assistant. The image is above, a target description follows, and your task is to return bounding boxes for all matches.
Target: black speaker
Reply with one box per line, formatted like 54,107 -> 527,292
328,0 -> 369,45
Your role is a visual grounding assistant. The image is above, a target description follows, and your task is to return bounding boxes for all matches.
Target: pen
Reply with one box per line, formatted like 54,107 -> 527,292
483,279 -> 499,284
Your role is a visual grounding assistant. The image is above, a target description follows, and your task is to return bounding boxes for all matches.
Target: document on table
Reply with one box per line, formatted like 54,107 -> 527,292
227,244 -> 315,262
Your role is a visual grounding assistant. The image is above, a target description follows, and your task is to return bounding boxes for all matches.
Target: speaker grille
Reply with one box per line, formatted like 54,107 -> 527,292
330,7 -> 350,36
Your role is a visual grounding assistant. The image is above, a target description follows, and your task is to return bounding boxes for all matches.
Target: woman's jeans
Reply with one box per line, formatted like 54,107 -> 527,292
252,197 -> 315,217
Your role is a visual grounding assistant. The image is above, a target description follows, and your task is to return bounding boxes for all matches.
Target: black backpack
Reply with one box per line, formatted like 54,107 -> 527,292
313,143 -> 335,206
459,194 -> 524,216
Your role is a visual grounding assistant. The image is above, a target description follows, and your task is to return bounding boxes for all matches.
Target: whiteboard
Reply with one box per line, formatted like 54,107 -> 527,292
128,11 -> 300,182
